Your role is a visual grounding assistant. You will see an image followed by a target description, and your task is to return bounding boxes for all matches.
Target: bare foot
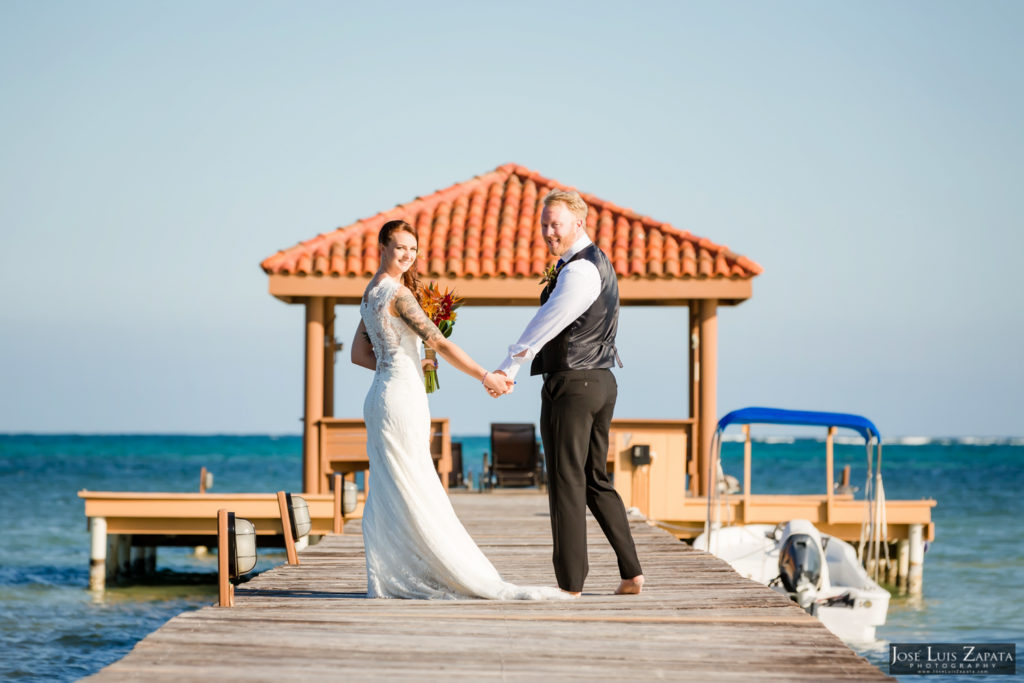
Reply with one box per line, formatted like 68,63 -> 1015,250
614,575 -> 644,595
562,589 -> 582,597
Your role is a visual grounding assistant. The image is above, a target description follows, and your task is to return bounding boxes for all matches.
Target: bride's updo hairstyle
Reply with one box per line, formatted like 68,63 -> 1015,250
378,219 -> 422,304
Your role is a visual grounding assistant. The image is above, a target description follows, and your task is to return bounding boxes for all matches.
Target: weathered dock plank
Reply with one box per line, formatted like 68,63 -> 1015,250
88,492 -> 889,680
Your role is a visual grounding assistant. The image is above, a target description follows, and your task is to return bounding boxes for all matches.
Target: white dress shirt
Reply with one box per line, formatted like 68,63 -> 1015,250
497,235 -> 601,381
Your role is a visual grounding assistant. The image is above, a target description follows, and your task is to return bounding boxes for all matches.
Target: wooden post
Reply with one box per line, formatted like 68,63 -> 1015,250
131,545 -> 145,575
89,517 -> 107,591
697,299 -> 718,497
144,546 -> 157,574
630,464 -> 651,518
886,543 -> 899,585
304,297 -> 325,494
117,535 -> 131,579
742,424 -> 751,521
106,534 -> 118,583
826,426 -> 835,523
687,303 -> 700,497
277,491 -> 299,565
323,297 -> 336,419
333,473 -> 344,535
440,419 -> 451,491
908,523 -> 924,595
897,538 -> 910,593
216,509 -> 233,607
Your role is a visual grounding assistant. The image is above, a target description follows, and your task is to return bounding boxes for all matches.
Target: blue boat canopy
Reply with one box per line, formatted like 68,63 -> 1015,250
716,407 -> 881,442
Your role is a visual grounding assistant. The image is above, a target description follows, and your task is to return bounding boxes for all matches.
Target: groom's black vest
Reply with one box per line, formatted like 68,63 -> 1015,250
530,243 -> 621,376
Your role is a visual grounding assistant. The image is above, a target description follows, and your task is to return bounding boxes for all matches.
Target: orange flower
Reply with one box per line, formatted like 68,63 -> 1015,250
418,281 -> 465,394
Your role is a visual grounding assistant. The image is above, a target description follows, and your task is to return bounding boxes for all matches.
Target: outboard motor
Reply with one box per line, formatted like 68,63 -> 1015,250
777,520 -> 825,611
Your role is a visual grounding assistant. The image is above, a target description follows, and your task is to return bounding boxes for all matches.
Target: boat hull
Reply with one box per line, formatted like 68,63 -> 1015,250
694,522 -> 890,643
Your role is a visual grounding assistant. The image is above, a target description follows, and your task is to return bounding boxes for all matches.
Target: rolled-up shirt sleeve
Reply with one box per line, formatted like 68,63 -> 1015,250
497,260 -> 601,380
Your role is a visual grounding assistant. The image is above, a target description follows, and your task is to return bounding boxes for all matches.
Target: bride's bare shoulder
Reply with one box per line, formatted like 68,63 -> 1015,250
362,276 -> 390,300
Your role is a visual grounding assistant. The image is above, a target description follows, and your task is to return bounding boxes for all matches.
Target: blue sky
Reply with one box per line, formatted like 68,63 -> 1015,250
2,1 -> 1021,437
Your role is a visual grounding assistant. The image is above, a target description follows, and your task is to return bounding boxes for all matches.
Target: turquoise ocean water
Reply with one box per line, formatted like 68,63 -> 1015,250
0,434 -> 1020,680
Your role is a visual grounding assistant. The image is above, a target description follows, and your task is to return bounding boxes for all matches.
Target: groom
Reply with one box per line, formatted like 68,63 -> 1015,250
493,189 -> 644,596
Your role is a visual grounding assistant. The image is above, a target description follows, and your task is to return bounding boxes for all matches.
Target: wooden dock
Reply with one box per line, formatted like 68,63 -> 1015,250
87,492 -> 889,681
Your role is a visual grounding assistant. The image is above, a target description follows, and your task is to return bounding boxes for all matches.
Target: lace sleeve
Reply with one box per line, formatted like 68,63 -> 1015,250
393,287 -> 445,345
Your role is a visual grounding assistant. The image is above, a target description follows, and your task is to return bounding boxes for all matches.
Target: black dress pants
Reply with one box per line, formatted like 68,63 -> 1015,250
540,368 -> 643,592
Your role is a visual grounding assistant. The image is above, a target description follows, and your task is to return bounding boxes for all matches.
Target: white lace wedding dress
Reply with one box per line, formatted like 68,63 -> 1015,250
360,277 -> 569,600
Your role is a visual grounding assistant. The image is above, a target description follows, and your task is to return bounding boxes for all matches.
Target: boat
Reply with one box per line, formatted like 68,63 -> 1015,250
694,407 -> 892,643
694,520 -> 890,642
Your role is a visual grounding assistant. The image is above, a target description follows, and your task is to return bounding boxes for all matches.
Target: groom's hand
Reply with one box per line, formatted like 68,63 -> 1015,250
484,370 -> 514,398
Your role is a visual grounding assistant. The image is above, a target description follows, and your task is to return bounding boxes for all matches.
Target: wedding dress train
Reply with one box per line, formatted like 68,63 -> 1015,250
360,277 -> 569,600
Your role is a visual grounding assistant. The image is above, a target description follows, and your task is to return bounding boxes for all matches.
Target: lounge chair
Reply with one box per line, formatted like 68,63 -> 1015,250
485,423 -> 544,488
449,442 -> 464,488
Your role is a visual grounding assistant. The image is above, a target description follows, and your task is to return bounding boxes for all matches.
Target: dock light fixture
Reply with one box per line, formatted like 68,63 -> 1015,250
630,445 -> 652,467
217,509 -> 257,607
330,473 -> 359,515
285,493 -> 312,539
228,514 -> 258,579
276,491 -> 307,565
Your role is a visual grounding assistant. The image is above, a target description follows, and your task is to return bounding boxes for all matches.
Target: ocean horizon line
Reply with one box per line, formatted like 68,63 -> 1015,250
2,432 -> 1023,446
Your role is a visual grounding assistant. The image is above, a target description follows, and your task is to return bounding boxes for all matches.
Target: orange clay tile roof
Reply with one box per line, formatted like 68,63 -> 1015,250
260,164 -> 762,280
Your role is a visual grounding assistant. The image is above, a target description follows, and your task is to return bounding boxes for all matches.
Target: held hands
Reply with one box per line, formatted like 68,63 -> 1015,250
483,370 -> 514,398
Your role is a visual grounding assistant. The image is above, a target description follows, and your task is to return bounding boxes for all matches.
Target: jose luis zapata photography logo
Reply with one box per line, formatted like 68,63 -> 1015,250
890,643 -> 1016,675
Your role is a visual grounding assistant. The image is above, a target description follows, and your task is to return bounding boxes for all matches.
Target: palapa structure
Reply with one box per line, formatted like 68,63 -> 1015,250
261,163 -> 762,496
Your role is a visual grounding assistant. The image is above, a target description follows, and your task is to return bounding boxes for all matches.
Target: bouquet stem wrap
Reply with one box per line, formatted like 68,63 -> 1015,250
424,348 -> 439,393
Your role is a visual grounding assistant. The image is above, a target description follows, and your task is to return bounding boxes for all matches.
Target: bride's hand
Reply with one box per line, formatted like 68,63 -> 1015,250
421,357 -> 438,374
483,371 -> 514,398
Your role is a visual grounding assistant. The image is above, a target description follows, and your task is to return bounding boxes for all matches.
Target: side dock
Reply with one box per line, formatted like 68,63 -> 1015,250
88,492 -> 889,681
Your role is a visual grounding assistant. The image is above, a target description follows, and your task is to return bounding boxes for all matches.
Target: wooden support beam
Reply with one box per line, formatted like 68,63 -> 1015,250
687,303 -> 700,497
216,509 -> 232,607
106,534 -> 118,583
117,535 -> 131,579
909,523 -> 924,595
269,273 -> 754,306
742,424 -> 751,520
89,517 -> 106,591
897,538 -> 910,592
332,473 -> 344,535
826,426 -> 835,523
277,491 -> 299,565
323,297 -> 336,418
303,297 -> 325,494
697,299 -> 718,497
131,545 -> 145,574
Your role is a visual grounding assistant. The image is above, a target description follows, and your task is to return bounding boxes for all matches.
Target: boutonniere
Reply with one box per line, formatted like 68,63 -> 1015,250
539,262 -> 560,287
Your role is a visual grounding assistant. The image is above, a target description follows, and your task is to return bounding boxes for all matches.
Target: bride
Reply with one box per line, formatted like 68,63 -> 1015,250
350,219 -> 571,600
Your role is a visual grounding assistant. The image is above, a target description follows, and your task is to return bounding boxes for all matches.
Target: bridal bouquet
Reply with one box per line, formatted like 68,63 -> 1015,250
419,281 -> 464,393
